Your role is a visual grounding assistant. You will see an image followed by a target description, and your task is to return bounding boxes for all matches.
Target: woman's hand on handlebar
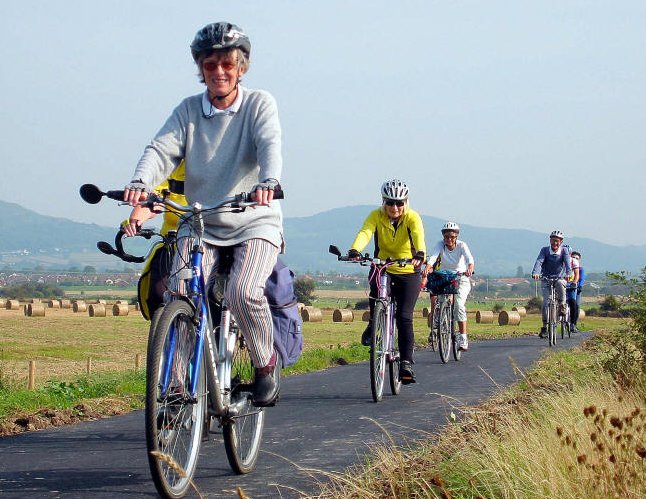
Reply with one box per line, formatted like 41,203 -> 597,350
347,248 -> 362,261
123,180 -> 150,207
411,251 -> 425,270
121,218 -> 142,237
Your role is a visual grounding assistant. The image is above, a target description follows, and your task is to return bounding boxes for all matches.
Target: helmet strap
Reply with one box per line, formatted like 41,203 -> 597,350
210,82 -> 239,102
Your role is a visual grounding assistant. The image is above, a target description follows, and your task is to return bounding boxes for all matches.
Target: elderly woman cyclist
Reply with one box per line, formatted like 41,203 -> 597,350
423,222 -> 475,351
348,179 -> 426,384
124,22 -> 283,407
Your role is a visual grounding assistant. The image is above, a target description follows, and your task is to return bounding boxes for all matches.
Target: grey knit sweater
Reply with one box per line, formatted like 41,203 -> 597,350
131,87 -> 283,248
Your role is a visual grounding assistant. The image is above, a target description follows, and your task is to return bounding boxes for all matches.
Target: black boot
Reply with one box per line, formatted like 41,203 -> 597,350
400,360 -> 416,385
361,322 -> 373,346
252,351 -> 279,407
539,326 -> 547,339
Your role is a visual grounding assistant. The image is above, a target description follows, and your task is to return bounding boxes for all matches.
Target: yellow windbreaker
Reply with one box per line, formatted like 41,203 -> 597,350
155,161 -> 186,236
351,207 -> 426,275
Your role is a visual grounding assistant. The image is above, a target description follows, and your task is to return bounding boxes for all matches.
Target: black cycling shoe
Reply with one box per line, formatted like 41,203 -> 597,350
361,323 -> 373,346
399,360 -> 416,385
251,373 -> 279,407
252,352 -> 279,407
539,326 -> 547,339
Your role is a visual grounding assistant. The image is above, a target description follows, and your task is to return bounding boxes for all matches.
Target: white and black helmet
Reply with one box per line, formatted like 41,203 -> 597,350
550,230 -> 564,239
381,179 -> 409,201
191,22 -> 251,62
442,222 -> 460,234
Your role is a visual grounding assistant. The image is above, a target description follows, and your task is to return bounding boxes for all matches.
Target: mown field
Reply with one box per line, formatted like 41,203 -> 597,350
0,299 -> 623,389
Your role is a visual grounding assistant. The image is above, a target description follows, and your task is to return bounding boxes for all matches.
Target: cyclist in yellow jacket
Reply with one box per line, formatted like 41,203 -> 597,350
348,179 -> 426,384
122,161 -> 186,320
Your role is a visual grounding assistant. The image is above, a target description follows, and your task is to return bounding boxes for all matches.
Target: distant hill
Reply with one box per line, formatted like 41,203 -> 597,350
1,200 -> 644,275
283,206 -> 646,276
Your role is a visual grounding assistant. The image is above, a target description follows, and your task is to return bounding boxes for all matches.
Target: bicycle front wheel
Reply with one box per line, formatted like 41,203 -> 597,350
370,301 -> 387,402
388,321 -> 402,396
451,317 -> 461,362
438,301 -> 451,364
548,302 -> 557,347
146,300 -> 206,499
223,331 -> 266,474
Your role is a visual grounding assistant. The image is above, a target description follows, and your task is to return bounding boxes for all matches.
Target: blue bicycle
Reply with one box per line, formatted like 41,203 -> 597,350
80,184 -> 282,498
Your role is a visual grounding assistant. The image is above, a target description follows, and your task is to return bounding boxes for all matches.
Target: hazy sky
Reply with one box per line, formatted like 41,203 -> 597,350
2,1 -> 645,246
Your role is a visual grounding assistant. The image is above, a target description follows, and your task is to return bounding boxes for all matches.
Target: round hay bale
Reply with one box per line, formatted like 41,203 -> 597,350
361,310 -> 371,322
476,310 -> 494,324
332,309 -> 353,322
112,304 -> 129,316
422,307 -> 429,317
134,302 -> 140,311
297,302 -> 305,312
498,310 -> 521,326
46,300 -> 61,309
73,301 -> 87,313
115,300 -> 129,305
301,306 -> 322,322
26,303 -> 46,317
511,306 -> 527,317
59,299 -> 72,309
28,298 -> 41,304
579,309 -> 586,320
6,299 -> 21,310
89,303 -> 106,317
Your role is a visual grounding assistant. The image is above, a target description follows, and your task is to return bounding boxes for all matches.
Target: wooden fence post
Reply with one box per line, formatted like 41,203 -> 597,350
86,358 -> 92,375
135,353 -> 141,371
28,360 -> 36,390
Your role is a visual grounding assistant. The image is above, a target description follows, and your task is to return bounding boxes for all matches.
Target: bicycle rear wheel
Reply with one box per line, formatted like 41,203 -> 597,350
388,321 -> 402,396
438,301 -> 451,364
146,300 -> 206,499
223,331 -> 266,474
427,314 -> 437,352
370,301 -> 387,402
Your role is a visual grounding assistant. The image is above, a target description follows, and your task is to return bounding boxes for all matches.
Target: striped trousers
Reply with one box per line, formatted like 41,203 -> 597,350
169,237 -> 279,368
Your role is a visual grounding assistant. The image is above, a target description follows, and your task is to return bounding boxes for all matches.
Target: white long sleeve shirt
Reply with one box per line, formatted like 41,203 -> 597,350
427,240 -> 474,272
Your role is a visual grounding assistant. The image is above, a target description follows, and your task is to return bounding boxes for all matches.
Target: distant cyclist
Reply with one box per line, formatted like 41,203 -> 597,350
348,179 -> 426,384
531,230 -> 573,338
423,222 -> 475,351
567,250 -> 584,333
123,22 -> 283,407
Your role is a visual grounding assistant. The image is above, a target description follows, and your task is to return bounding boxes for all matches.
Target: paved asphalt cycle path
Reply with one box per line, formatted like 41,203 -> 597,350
0,332 -> 590,498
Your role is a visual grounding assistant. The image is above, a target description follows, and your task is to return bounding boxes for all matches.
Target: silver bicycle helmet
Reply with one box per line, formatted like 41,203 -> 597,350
190,22 -> 251,62
441,221 -> 460,234
550,230 -> 564,239
381,179 -> 409,201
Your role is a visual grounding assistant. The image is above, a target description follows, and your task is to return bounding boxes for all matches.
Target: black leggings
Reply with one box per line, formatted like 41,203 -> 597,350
368,269 -> 422,363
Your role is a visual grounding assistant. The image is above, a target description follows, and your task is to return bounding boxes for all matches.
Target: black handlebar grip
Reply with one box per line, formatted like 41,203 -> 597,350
104,189 -> 125,201
273,188 -> 284,200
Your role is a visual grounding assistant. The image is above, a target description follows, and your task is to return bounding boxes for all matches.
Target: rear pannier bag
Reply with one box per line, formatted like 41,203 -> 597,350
265,258 -> 303,367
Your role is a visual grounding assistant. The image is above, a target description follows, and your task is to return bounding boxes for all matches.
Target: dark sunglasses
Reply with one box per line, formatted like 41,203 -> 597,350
384,199 -> 405,207
202,60 -> 237,72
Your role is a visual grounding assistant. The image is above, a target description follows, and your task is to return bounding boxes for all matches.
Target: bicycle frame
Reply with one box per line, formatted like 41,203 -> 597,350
372,262 -> 397,361
159,227 -> 230,417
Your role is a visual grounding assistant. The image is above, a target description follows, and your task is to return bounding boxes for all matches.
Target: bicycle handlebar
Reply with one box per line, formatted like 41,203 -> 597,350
79,183 -> 284,211
328,244 -> 412,267
96,228 -> 160,263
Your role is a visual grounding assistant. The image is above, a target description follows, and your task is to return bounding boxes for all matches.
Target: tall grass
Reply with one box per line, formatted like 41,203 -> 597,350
313,330 -> 646,498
